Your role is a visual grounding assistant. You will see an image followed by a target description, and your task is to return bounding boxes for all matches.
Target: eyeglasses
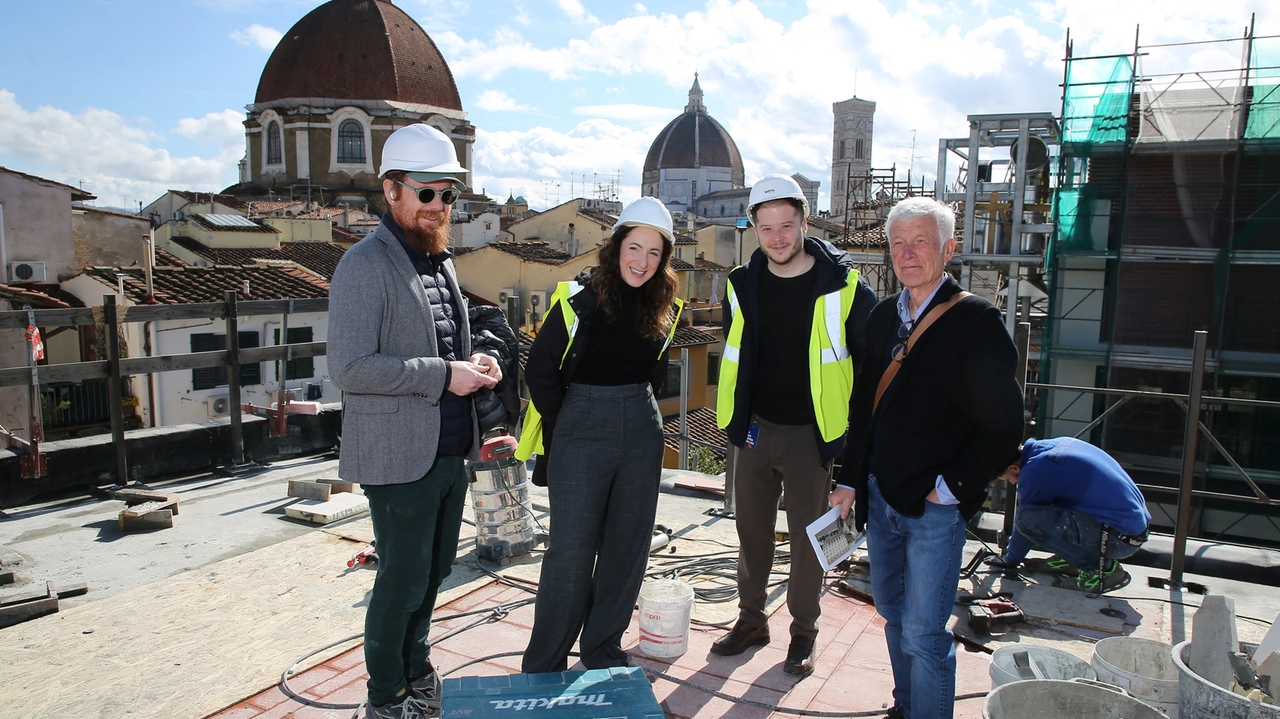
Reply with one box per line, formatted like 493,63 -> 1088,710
395,181 -> 459,206
891,318 -> 914,362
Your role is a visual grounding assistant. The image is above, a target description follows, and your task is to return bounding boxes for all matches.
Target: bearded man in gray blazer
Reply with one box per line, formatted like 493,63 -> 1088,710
328,123 -> 501,719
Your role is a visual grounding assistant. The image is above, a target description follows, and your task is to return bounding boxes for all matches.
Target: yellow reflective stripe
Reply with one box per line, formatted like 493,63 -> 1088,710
660,299 -> 684,355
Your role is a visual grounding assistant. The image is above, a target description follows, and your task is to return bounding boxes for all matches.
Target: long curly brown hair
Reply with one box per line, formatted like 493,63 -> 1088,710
591,226 -> 678,342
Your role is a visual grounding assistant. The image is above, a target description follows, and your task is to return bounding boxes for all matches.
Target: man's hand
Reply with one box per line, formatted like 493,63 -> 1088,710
470,352 -> 503,383
448,360 -> 499,395
925,489 -> 941,504
829,486 -> 856,520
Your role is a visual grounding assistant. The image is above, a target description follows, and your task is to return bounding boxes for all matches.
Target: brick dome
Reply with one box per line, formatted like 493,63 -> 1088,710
255,0 -> 463,111
643,76 -> 744,183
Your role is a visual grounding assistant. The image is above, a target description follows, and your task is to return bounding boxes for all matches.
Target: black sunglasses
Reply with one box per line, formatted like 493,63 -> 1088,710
395,181 -> 459,206
891,318 -> 914,362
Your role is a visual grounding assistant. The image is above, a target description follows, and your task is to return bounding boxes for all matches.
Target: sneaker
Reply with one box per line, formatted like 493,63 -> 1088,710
408,662 -> 442,711
1022,555 -> 1079,576
366,695 -> 428,719
1074,562 -> 1130,593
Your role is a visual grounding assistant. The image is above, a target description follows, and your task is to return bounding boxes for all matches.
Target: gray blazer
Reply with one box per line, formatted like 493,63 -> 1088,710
327,221 -> 479,485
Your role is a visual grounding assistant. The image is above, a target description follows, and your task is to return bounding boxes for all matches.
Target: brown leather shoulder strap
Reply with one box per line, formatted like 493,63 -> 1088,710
872,291 -> 972,414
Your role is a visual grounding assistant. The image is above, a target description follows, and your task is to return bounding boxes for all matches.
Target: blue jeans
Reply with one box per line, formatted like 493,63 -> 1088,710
867,477 -> 966,719
1013,504 -> 1141,570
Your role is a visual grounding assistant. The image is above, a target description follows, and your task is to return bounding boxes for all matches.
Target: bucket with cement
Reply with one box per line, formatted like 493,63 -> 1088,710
990,645 -> 1096,689
1092,637 -> 1180,719
1173,640 -> 1280,719
637,579 -> 694,658
984,679 -> 1170,719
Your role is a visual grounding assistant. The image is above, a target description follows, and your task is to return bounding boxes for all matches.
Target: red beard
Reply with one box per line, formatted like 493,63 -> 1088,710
392,200 -> 452,255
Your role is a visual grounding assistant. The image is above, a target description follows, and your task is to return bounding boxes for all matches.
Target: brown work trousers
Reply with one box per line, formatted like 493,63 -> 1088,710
732,417 -> 830,640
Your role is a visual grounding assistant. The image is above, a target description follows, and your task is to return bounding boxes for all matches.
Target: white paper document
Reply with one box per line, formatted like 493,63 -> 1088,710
805,505 -> 866,572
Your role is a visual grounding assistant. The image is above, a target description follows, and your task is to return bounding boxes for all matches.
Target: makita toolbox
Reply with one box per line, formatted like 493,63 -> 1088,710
441,667 -> 664,718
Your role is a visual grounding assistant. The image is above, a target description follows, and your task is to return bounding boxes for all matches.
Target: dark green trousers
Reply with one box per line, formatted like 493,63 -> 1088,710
362,455 -> 467,706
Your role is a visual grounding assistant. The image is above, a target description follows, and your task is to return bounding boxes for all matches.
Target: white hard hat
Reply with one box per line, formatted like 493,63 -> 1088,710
612,196 -> 674,243
747,174 -> 808,225
379,124 -> 468,190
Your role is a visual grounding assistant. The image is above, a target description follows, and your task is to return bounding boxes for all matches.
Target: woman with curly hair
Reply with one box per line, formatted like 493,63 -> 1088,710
518,197 -> 683,672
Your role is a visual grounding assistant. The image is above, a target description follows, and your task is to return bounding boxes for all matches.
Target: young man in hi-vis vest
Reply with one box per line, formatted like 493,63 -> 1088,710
713,173 -> 877,676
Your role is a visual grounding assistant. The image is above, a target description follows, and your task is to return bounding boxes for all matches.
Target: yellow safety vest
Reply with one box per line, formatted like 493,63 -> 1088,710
716,268 -> 859,443
515,281 -> 684,461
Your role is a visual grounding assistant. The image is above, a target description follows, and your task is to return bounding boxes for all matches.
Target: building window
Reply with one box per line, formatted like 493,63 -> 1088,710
267,122 -> 283,166
840,139 -> 847,158
855,139 -> 864,160
708,352 -> 721,384
720,204 -> 726,216
191,331 -> 261,390
273,327 -> 315,380
656,361 -> 683,399
739,203 -> 745,214
337,120 -> 365,163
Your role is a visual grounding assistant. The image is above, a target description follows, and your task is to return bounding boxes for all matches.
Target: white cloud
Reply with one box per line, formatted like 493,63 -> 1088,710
473,120 -> 660,209
174,109 -> 245,146
556,0 -> 598,24
0,91 -> 242,207
229,24 -> 283,51
572,104 -> 679,124
514,5 -> 531,25
475,90 -> 536,112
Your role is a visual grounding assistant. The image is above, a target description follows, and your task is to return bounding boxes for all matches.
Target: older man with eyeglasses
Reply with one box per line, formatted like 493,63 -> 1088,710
830,197 -> 1023,719
328,123 -> 503,719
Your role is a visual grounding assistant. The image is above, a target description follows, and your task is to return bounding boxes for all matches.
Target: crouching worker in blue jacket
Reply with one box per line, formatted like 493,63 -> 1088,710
993,437 -> 1151,594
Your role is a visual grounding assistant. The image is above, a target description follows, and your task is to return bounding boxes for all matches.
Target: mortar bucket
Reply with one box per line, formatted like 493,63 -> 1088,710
1092,637 -> 1180,719
637,579 -> 694,658
990,645 -> 1096,689
984,679 -> 1170,719
1172,640 -> 1280,719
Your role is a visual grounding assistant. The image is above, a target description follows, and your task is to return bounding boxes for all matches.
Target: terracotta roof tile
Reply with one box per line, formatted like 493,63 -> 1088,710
489,241 -> 572,265
165,237 -> 348,280
170,190 -> 248,211
671,326 -> 717,348
83,264 -> 329,305
0,284 -> 74,309
662,407 -> 727,459
154,248 -> 186,267
694,257 -> 728,271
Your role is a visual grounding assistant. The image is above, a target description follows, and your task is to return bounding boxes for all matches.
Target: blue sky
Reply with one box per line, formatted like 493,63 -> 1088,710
1,0 -> 1273,212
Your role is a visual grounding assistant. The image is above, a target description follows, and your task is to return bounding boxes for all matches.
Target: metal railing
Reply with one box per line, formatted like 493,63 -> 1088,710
0,291 -> 328,481
1030,330 -> 1280,586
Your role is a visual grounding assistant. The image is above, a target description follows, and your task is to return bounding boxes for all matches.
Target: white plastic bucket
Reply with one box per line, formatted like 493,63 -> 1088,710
637,579 -> 695,658
1092,637 -> 1180,719
990,645 -> 1096,689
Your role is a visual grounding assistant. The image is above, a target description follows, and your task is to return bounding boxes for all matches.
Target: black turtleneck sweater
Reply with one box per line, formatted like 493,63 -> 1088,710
572,283 -> 666,385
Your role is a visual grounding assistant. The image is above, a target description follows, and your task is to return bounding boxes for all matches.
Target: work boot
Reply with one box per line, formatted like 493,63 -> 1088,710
783,635 -> 815,677
1022,555 -> 1079,576
710,620 -> 769,656
883,707 -> 905,719
365,695 -> 428,719
408,661 -> 442,711
1074,561 -> 1130,594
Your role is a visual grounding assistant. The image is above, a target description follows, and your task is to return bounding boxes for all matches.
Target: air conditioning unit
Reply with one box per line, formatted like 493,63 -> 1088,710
497,287 -> 515,304
528,290 -> 550,315
208,395 -> 231,417
9,261 -> 46,284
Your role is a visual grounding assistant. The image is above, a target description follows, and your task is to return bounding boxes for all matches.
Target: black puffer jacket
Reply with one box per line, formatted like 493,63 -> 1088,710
469,305 -> 519,432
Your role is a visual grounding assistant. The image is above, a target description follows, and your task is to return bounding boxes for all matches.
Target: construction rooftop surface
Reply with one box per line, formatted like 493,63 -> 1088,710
1,456 -> 1277,719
